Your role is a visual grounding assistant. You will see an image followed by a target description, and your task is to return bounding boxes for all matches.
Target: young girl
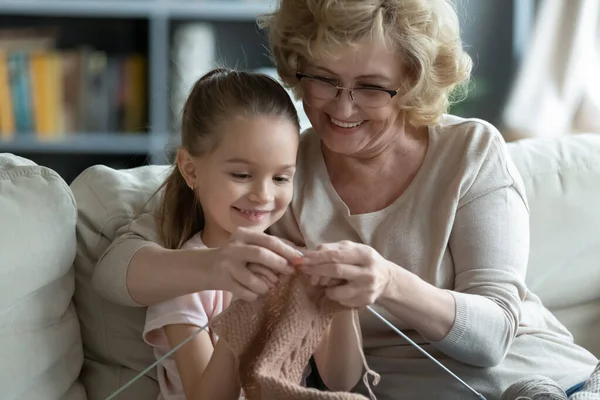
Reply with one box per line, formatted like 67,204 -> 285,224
142,68 -> 364,400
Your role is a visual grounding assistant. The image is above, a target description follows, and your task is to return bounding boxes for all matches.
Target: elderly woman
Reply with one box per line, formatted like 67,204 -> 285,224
94,0 -> 598,398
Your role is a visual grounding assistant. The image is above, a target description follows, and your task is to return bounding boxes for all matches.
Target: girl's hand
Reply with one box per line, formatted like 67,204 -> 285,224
207,227 -> 300,302
299,241 -> 393,307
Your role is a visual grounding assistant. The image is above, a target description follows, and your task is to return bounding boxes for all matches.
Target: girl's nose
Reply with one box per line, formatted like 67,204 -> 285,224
248,184 -> 274,204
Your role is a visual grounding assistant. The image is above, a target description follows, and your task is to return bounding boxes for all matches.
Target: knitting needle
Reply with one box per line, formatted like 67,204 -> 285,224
106,250 -> 307,399
103,321 -> 211,400
365,305 -> 487,400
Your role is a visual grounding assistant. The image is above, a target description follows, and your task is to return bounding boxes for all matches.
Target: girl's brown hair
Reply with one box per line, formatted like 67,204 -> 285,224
156,68 -> 300,249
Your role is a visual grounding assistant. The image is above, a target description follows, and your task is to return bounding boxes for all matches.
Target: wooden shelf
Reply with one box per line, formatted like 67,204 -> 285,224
0,0 -> 275,20
0,133 -> 165,155
167,1 -> 275,20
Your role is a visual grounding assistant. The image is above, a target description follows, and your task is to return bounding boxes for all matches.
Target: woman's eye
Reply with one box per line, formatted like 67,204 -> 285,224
358,83 -> 385,90
231,173 -> 250,179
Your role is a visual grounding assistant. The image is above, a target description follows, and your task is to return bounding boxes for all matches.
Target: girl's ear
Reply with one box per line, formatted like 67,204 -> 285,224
176,148 -> 200,190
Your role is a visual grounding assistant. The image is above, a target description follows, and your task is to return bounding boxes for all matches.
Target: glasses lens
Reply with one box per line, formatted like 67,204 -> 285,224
353,88 -> 392,108
300,77 -> 337,103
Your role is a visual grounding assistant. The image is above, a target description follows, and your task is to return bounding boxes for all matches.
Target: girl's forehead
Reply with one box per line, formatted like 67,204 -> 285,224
209,115 -> 299,166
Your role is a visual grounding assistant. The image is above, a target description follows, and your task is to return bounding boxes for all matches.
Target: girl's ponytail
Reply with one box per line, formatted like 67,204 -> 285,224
156,165 -> 204,249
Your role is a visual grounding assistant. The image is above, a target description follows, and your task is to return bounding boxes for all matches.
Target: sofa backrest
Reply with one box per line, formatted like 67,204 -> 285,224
0,153 -> 86,400
507,134 -> 600,356
71,164 -> 170,400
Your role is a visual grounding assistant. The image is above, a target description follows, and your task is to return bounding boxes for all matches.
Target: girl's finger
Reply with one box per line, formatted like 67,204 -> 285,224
231,264 -> 270,295
248,263 -> 279,285
233,227 -> 302,268
229,281 -> 260,303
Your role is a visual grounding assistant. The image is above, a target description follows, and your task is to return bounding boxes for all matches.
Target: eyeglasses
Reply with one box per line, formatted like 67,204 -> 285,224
296,72 -> 401,109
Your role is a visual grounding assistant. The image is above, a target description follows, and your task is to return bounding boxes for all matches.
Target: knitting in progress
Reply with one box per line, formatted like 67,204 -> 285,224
209,273 -> 380,400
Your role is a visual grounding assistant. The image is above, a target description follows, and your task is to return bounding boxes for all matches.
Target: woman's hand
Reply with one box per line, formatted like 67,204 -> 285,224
207,227 -> 300,302
299,241 -> 393,307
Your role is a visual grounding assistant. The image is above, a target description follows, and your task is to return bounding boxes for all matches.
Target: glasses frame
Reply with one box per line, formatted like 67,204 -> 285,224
295,72 -> 401,108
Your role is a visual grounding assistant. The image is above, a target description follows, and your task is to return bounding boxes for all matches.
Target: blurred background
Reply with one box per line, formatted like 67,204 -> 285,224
0,0 -> 597,183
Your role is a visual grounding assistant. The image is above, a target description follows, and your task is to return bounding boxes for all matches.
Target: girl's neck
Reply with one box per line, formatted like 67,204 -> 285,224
200,226 -> 231,248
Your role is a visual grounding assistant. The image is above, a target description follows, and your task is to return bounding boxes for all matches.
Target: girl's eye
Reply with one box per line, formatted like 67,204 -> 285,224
231,173 -> 250,180
273,176 -> 291,183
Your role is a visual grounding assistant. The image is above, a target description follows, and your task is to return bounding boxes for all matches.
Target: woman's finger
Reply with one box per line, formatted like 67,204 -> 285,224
300,242 -> 363,265
325,284 -> 363,307
233,227 -> 303,267
300,262 -> 363,280
318,276 -> 330,287
325,278 -> 343,287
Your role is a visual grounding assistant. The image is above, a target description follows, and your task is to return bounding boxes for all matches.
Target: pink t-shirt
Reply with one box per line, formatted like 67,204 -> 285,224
143,232 -> 312,400
143,233 -> 233,400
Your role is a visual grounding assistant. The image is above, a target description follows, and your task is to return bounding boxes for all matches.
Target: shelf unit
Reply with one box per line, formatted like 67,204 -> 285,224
0,0 -> 276,165
0,133 -> 157,154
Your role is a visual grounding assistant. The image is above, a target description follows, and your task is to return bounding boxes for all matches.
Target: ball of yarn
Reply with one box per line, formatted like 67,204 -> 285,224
501,375 -> 568,400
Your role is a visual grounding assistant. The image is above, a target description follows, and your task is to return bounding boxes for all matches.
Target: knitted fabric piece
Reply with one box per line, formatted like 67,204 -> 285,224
570,360 -> 600,399
209,273 -> 377,400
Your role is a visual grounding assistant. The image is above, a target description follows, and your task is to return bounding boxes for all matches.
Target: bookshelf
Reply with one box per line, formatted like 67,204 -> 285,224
0,0 -> 276,180
0,0 -> 535,180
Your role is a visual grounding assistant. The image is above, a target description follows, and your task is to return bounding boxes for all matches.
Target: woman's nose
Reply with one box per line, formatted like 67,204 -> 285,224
331,89 -> 357,118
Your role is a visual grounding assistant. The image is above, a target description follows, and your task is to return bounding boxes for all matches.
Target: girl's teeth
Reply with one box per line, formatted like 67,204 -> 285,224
330,117 -> 363,128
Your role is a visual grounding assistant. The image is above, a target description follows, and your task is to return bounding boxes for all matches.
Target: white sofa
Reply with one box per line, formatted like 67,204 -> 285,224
1,133 -> 599,399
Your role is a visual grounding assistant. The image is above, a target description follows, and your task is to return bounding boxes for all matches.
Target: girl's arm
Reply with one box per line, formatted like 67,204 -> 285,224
165,324 -> 240,400
92,214 -> 298,307
312,310 -> 364,391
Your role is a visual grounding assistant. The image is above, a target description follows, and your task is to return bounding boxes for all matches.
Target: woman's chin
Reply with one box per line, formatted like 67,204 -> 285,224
317,122 -> 371,155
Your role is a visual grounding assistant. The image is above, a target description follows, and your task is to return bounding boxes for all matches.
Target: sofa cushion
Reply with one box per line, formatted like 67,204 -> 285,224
507,133 -> 600,356
71,164 -> 169,400
0,154 -> 86,400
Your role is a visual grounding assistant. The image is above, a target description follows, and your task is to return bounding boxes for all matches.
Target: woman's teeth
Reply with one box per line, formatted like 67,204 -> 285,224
330,116 -> 364,128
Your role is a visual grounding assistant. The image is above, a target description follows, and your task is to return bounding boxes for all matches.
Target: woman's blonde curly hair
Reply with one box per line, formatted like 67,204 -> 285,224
259,0 -> 473,127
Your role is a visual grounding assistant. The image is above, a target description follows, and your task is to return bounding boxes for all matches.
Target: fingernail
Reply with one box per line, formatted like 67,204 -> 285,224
291,257 -> 304,266
294,249 -> 305,257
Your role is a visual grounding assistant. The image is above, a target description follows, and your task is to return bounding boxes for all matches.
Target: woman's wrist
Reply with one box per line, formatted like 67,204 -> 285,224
378,263 -> 414,305
377,266 -> 456,342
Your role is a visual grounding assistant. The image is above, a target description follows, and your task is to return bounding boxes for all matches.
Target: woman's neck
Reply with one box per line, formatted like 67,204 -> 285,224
323,126 -> 427,183
321,125 -> 429,214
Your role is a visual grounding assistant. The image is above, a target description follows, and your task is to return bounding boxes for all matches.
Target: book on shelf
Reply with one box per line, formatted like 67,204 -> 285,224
0,27 -> 148,141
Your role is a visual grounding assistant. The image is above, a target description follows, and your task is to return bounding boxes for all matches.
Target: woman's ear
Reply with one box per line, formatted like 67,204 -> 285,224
176,148 -> 200,190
